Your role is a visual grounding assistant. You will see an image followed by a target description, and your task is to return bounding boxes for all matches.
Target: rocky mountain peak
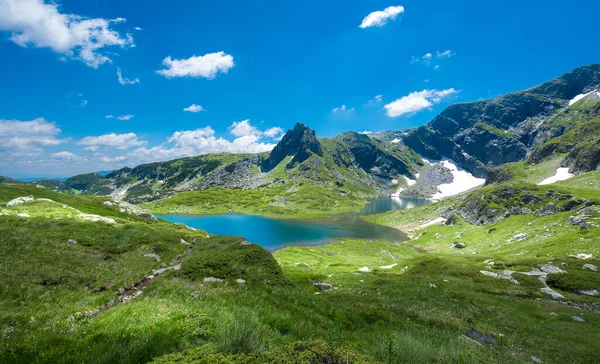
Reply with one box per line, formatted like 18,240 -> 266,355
261,122 -> 323,172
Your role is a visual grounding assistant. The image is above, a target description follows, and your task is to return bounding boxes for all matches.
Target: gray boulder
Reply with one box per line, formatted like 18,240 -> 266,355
583,264 -> 598,272
507,233 -> 528,243
7,195 -> 34,207
313,282 -> 332,291
203,277 -> 223,283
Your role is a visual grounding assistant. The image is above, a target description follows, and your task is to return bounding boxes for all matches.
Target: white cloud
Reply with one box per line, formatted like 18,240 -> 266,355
157,52 -> 234,79
183,104 -> 205,113
332,105 -> 355,113
422,53 -> 432,60
0,0 -> 134,68
436,50 -> 453,58
50,151 -> 85,163
0,117 -> 66,158
79,99 -> 88,107
127,121 -> 282,165
374,95 -> 383,102
77,132 -> 146,150
117,68 -> 139,85
228,119 -> 260,137
263,127 -> 284,138
384,88 -> 459,117
105,115 -> 114,119
434,65 -> 440,70
116,114 -> 134,121
359,131 -> 373,135
359,6 -> 404,29
134,26 -> 142,31
97,155 -> 126,163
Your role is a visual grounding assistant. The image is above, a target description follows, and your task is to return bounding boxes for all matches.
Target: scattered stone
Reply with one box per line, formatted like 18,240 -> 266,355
0,209 -> 8,215
358,266 -> 372,273
549,312 -> 557,316
380,263 -> 397,269
152,264 -> 181,276
67,239 -> 77,244
429,283 -> 437,289
507,233 -> 528,243
569,253 -> 593,260
577,289 -> 599,296
6,195 -> 34,207
313,282 -> 332,291
203,277 -> 223,283
465,328 -> 498,348
443,279 -> 450,283
480,270 -> 519,285
531,356 -> 543,363
17,213 -> 30,218
143,253 -> 161,262
240,240 -> 252,246
540,264 -> 565,274
79,214 -> 116,225
560,262 -> 568,267
540,287 -> 565,300
583,264 -> 598,272
180,239 -> 190,245
103,201 -> 116,207
452,242 -> 466,249
37,198 -> 54,202
359,280 -> 364,283
236,278 -> 246,285
572,316 -> 585,322
569,215 -> 590,226
314,292 -> 320,295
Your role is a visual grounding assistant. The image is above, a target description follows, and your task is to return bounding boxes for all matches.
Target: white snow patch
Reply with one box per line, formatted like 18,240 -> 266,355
404,176 -> 416,186
391,179 -> 398,185
431,159 -> 485,200
569,91 -> 593,105
538,168 -> 574,185
391,138 -> 401,144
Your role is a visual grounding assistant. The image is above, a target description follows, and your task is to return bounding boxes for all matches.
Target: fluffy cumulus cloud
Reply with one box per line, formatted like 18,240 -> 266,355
50,151 -> 85,163
183,104 -> 205,113
384,88 -> 458,117
359,6 -> 404,29
0,118 -> 66,158
157,52 -> 234,79
332,105 -> 355,113
117,68 -> 139,85
77,132 -> 146,150
127,120 -> 282,165
0,0 -> 134,68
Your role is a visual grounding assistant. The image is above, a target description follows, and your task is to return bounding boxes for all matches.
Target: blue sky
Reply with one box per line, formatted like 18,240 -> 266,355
1,0 -> 599,177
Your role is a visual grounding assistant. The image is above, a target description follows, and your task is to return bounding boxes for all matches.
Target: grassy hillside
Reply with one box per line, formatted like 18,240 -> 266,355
2,179 -> 600,363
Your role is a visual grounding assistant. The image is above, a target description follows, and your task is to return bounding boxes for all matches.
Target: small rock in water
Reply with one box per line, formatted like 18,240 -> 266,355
582,264 -> 598,272
312,282 -> 332,291
6,195 -> 34,207
572,316 -> 585,322
68,239 -> 77,244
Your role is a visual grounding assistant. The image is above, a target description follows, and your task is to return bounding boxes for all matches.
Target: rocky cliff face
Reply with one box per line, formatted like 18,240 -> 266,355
261,123 -> 323,172
402,63 -> 600,177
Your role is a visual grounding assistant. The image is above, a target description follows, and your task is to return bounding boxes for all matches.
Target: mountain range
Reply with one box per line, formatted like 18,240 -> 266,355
13,63 -> 600,209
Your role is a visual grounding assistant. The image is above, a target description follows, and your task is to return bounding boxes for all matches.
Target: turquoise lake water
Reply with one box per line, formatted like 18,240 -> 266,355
157,197 -> 429,252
